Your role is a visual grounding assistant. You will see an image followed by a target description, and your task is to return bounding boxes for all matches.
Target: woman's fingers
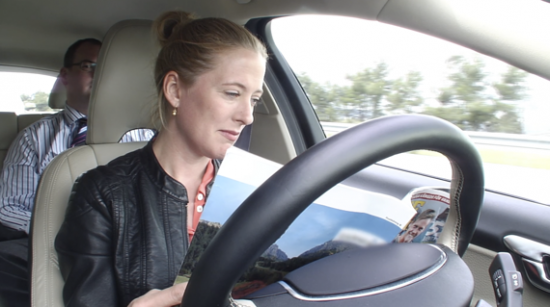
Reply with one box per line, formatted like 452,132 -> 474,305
127,282 -> 188,307
167,282 -> 188,305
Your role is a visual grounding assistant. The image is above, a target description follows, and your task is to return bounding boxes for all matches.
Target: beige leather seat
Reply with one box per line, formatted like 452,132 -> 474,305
47,75 -> 67,110
0,112 -> 18,167
29,19 -> 158,307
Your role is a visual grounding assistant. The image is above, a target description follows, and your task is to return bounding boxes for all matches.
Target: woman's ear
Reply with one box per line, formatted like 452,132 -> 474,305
163,71 -> 182,108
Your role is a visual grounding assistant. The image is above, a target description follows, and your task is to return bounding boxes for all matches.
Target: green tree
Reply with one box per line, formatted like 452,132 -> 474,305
297,73 -> 340,122
323,84 -> 346,122
489,66 -> 528,133
296,58 -> 527,133
427,56 -> 489,130
21,91 -> 53,112
494,66 -> 528,101
344,62 -> 391,121
425,56 -> 525,133
386,71 -> 424,114
488,101 -> 522,133
442,55 -> 487,104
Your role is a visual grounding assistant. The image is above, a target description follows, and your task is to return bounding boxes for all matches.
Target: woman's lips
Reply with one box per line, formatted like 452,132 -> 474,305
220,130 -> 240,142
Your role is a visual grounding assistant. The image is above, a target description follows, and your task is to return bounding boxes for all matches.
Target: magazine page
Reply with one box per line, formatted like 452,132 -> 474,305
176,146 -> 417,298
393,188 -> 451,244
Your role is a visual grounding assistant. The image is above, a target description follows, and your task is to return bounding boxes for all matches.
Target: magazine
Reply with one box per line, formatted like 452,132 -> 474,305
396,187 -> 451,244
176,146 -> 417,298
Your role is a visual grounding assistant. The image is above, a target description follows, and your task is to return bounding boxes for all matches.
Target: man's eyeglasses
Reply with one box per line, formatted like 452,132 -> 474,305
69,60 -> 96,72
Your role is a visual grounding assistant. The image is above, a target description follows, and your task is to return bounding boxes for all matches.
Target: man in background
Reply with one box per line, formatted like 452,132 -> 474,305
0,38 -> 153,237
0,38 -> 152,306
0,38 -> 101,237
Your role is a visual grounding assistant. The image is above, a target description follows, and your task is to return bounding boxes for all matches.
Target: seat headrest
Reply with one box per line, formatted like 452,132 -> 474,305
48,76 -> 66,109
87,19 -> 159,144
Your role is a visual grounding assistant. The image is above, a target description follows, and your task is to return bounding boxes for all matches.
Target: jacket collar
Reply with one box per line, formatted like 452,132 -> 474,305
139,139 -> 220,201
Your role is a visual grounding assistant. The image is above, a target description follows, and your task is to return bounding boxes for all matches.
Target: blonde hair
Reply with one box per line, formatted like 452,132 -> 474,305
152,10 -> 268,129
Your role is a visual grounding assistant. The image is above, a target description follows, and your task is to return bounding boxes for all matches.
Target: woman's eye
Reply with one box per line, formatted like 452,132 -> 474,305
226,91 -> 239,98
251,97 -> 260,107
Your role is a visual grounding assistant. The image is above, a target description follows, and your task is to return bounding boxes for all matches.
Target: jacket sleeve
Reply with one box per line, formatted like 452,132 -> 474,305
55,170 -> 120,307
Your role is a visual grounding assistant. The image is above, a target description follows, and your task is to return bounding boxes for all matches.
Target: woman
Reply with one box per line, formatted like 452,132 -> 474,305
55,10 -> 267,307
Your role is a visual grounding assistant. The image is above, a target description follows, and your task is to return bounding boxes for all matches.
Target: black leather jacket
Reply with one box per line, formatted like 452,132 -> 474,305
55,141 -> 219,307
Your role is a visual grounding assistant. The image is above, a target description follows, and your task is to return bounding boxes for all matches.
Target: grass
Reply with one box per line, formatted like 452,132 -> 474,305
411,147 -> 550,170
326,130 -> 550,170
174,275 -> 189,284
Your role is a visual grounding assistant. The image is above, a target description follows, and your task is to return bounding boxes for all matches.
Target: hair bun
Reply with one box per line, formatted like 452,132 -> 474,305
154,10 -> 196,47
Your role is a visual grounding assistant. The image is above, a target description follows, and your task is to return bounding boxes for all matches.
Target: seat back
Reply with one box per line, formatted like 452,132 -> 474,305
16,114 -> 50,131
29,19 -> 158,307
0,112 -> 18,169
0,112 -> 51,171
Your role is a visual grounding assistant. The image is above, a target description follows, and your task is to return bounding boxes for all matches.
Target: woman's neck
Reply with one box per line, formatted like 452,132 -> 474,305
152,130 -> 210,194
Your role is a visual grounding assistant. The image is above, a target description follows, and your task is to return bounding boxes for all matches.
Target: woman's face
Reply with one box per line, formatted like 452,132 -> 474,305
174,48 -> 266,160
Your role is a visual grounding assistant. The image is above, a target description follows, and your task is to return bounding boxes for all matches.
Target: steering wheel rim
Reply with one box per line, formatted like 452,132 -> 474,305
181,114 -> 484,307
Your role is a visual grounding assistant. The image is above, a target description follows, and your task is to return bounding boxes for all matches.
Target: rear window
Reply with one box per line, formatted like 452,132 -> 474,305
0,72 -> 57,114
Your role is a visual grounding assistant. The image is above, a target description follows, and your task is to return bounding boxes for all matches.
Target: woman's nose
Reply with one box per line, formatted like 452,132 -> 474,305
237,100 -> 254,126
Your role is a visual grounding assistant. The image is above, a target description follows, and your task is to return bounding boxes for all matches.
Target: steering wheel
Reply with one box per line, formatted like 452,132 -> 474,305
181,114 -> 485,307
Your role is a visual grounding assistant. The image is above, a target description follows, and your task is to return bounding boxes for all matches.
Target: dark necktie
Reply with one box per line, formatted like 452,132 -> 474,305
71,118 -> 87,147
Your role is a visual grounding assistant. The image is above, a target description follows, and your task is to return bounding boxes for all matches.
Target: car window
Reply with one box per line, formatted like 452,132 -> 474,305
0,71 -> 57,114
270,15 -> 550,205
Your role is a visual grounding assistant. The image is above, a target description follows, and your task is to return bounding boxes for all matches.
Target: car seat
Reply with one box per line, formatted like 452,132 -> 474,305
29,19 -> 158,307
47,75 -> 66,110
0,112 -> 18,169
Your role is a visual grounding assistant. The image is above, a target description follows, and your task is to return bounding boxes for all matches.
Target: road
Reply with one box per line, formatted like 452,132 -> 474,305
379,153 -> 550,205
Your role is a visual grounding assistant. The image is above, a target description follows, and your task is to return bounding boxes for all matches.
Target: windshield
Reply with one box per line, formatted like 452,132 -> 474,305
271,15 -> 550,205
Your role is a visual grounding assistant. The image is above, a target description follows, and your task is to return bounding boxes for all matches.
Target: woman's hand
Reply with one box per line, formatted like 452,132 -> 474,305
127,282 -> 188,307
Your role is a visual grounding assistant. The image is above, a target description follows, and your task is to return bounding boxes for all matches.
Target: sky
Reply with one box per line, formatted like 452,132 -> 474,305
271,15 -> 482,87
